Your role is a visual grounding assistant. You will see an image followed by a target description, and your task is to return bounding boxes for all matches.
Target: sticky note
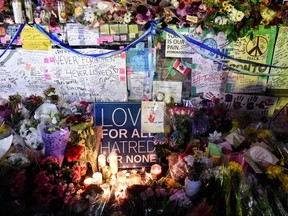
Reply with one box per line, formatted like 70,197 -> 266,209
129,24 -> 139,34
127,69 -> 133,75
110,24 -> 119,35
49,57 -> 55,62
119,24 -> 128,34
113,35 -> 120,41
0,27 -> 6,36
119,68 -> 125,74
25,63 -> 31,69
0,37 -> 6,44
44,73 -> 51,80
120,35 -> 127,41
120,76 -> 126,82
100,24 -> 110,35
120,52 -> 126,59
55,27 -> 61,34
44,58 -> 49,63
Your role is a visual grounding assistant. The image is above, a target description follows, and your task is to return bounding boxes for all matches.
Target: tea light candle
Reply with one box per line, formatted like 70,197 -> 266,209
150,164 -> 162,180
108,151 -> 118,175
98,154 -> 106,169
129,173 -> 141,185
92,172 -> 103,184
84,177 -> 95,188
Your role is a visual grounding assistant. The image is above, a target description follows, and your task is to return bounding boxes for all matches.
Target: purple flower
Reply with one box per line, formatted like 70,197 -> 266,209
134,5 -> 154,25
153,133 -> 166,145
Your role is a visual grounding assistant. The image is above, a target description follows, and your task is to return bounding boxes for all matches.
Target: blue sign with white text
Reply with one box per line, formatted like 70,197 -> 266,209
94,102 -> 157,168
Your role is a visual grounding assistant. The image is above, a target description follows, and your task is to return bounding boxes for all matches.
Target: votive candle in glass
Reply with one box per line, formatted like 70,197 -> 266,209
98,154 -> 106,169
150,164 -> 162,180
108,151 -> 118,175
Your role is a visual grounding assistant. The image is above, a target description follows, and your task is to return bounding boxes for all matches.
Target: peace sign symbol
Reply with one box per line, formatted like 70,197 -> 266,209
246,36 -> 268,57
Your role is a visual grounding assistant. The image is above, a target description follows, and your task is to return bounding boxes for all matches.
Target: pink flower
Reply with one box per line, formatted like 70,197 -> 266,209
56,184 -> 67,198
71,165 -> 82,182
34,171 -> 50,185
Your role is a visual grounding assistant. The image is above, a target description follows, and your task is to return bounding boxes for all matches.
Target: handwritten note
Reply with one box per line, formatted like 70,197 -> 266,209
0,49 -> 127,102
20,25 -> 51,50
66,23 -> 99,46
267,26 -> 288,89
153,81 -> 182,103
126,43 -> 149,72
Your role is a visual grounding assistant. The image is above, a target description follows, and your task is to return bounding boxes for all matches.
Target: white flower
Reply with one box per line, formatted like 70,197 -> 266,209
229,8 -> 244,22
83,6 -> 96,23
171,0 -> 179,8
123,12 -> 132,24
214,16 -> 229,25
208,130 -> 222,143
51,116 -> 57,125
184,155 -> 195,167
6,153 -> 30,166
235,10 -> 244,22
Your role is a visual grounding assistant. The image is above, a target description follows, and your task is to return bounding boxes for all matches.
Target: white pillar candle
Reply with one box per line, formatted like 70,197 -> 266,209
12,0 -> 23,24
92,172 -> 103,184
108,151 -> 118,175
98,154 -> 106,168
150,164 -> 162,180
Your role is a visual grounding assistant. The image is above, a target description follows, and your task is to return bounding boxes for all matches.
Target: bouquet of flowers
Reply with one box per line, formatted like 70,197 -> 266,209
125,177 -> 191,216
11,156 -> 85,214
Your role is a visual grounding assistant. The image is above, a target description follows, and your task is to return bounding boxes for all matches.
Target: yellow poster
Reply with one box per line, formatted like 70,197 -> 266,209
20,25 -> 52,50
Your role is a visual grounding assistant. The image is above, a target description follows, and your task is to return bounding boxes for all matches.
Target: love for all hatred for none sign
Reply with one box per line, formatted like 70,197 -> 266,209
94,102 -> 157,169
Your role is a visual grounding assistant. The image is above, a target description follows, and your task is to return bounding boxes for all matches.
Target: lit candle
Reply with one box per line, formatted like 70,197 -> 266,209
12,0 -> 23,24
129,173 -> 142,185
83,177 -> 95,188
98,154 -> 106,169
102,165 -> 111,180
108,151 -> 118,175
92,172 -> 103,184
150,164 -> 162,180
117,171 -> 126,184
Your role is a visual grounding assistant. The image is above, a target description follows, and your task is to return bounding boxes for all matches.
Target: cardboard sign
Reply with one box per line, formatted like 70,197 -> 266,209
94,102 -> 157,168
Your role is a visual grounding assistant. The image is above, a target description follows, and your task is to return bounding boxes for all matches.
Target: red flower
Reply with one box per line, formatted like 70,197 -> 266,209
65,144 -> 84,162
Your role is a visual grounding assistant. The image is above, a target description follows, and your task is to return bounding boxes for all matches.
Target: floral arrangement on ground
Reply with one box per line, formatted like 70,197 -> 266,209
0,87 -> 288,215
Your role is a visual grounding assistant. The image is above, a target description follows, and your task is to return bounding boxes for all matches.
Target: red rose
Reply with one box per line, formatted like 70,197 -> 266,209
65,144 -> 84,162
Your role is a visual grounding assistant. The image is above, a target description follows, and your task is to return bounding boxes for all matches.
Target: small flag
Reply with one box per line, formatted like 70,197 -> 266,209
173,59 -> 191,76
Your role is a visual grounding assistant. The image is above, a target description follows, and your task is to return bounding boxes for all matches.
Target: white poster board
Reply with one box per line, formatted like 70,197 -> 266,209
0,48 -> 127,101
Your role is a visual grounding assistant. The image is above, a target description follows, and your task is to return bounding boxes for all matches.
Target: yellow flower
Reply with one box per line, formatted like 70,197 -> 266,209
266,165 -> 283,179
222,1 -> 229,7
78,139 -> 86,146
224,5 -> 232,12
90,127 -> 95,135
257,130 -> 272,140
74,6 -> 84,17
228,161 -> 242,174
281,174 -> 288,193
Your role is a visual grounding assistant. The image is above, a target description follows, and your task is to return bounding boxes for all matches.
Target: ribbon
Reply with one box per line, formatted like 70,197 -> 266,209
34,23 -> 156,58
163,27 -> 288,77
163,27 -> 288,70
0,24 -> 25,60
